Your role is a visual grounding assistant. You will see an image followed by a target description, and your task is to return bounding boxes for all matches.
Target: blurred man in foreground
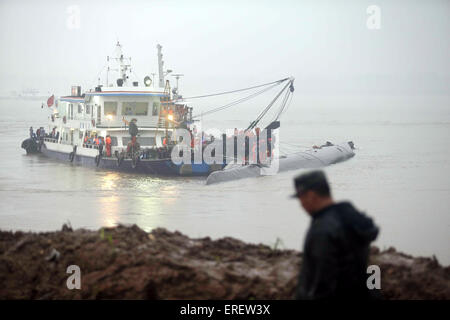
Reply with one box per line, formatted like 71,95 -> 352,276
292,170 -> 380,299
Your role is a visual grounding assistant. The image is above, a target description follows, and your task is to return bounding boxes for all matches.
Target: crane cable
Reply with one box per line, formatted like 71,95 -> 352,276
246,79 -> 294,131
191,82 -> 281,119
176,77 -> 289,101
268,81 -> 294,124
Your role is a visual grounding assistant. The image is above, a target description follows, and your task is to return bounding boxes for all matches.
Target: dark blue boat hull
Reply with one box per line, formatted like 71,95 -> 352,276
40,144 -> 223,176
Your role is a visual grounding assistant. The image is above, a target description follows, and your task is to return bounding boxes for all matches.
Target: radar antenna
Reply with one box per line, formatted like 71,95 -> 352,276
171,73 -> 184,99
110,41 -> 132,86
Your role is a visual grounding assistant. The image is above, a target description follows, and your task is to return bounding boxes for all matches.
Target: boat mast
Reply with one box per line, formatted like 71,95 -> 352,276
109,41 -> 131,87
106,56 -> 110,87
157,44 -> 164,88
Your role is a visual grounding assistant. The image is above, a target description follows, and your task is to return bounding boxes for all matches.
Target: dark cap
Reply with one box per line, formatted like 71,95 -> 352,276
290,170 -> 330,198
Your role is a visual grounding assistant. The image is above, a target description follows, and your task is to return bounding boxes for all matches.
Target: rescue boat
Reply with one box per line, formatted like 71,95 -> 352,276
21,42 -> 223,176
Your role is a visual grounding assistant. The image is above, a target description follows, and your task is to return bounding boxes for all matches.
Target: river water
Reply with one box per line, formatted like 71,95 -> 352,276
1,95 -> 449,264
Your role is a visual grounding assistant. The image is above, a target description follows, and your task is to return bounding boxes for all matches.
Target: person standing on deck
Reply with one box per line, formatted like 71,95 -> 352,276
98,137 -> 104,156
39,127 -> 45,141
122,117 -> 139,145
291,170 -> 380,300
123,118 -> 139,155
105,135 -> 112,157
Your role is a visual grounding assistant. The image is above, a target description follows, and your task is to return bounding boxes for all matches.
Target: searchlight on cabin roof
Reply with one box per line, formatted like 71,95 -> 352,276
144,76 -> 152,87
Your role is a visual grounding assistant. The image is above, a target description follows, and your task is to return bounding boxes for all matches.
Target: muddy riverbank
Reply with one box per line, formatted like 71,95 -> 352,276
0,225 -> 449,299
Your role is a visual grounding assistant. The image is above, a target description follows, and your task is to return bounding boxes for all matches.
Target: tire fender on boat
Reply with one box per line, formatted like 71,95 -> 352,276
69,145 -> 77,162
131,155 -> 139,169
116,153 -> 123,167
22,139 -> 30,150
95,154 -> 101,167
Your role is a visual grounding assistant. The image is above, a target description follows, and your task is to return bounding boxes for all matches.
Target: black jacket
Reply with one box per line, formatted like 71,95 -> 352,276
129,121 -> 138,137
295,201 -> 379,300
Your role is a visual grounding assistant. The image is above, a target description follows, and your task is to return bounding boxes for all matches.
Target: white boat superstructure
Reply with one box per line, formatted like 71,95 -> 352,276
42,42 -> 192,161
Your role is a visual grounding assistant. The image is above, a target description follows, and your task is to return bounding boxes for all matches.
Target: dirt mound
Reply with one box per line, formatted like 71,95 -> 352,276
0,225 -> 448,299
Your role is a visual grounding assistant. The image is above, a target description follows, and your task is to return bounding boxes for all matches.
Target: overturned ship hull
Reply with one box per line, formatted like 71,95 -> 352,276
206,141 -> 355,185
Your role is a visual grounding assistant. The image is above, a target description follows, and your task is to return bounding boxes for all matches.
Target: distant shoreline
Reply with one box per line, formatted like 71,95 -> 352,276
0,224 -> 449,299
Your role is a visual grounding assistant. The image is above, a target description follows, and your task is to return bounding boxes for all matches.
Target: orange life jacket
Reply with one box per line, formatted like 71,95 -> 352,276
252,144 -> 257,162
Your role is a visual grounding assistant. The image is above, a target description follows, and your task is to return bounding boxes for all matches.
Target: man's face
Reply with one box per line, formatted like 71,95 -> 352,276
298,190 -> 317,215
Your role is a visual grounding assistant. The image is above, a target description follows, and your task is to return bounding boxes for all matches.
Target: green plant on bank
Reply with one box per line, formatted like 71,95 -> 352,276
99,228 -> 114,245
272,237 -> 284,251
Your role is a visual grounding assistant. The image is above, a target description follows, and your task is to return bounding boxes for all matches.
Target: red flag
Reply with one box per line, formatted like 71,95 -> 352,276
47,95 -> 54,107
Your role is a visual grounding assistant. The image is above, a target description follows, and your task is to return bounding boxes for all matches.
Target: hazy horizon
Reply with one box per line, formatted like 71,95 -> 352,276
0,0 -> 449,101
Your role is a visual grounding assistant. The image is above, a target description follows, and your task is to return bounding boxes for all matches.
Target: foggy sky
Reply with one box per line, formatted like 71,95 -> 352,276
0,0 -> 449,99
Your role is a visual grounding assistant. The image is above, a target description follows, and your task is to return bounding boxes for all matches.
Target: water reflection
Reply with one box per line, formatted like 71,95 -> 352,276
98,195 -> 119,227
94,173 -> 187,228
100,172 -> 119,191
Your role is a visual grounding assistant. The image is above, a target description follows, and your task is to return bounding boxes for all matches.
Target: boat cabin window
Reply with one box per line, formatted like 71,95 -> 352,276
110,136 -> 118,146
68,104 -> 74,120
152,102 -> 160,116
97,105 -> 101,125
104,101 -> 118,116
121,102 -> 148,116
122,136 -> 155,146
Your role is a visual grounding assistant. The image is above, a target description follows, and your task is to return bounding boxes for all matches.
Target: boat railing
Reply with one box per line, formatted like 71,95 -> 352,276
43,138 -> 59,143
107,146 -> 173,161
82,143 -> 100,150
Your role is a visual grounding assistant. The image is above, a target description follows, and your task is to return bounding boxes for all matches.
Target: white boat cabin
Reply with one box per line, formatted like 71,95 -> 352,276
42,42 -> 193,159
